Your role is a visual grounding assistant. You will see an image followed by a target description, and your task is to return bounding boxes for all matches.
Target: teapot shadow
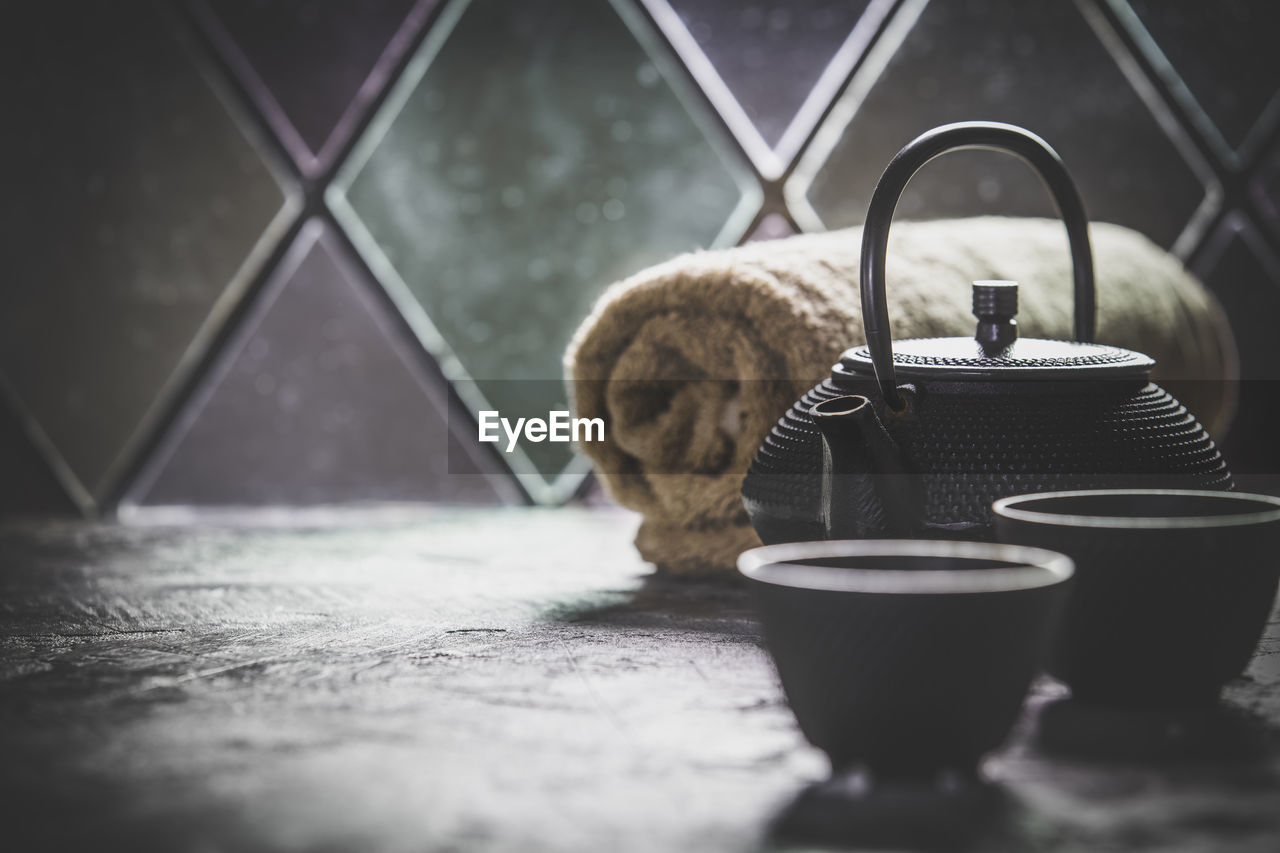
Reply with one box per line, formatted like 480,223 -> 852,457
767,767 -> 1017,851
1033,695 -> 1278,762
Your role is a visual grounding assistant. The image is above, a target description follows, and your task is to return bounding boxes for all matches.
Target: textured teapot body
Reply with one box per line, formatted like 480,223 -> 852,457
742,121 -> 1235,545
741,363 -> 1233,545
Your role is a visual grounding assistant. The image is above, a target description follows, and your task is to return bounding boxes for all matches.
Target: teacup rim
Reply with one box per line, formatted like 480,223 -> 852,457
737,539 -> 1074,594
992,488 -> 1280,530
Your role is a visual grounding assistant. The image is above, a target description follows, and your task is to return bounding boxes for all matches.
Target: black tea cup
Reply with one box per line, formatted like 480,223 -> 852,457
739,539 -> 1074,778
994,489 -> 1280,708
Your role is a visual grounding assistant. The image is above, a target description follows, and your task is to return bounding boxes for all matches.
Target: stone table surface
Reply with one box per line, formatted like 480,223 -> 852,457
1,507 -> 1278,852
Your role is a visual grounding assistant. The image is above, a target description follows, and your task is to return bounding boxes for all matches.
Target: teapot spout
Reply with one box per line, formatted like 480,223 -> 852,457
811,395 -> 919,538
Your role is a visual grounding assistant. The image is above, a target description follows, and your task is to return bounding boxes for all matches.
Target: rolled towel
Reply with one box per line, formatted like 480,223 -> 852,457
565,216 -> 1238,575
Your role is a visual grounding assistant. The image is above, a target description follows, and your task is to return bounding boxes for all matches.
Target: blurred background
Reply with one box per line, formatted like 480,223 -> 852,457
2,0 -> 1278,517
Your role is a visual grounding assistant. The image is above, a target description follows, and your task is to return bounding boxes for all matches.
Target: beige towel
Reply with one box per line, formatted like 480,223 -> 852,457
566,217 -> 1238,575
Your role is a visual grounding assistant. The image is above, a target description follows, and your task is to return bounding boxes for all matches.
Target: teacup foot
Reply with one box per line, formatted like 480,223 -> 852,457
770,765 -> 1008,849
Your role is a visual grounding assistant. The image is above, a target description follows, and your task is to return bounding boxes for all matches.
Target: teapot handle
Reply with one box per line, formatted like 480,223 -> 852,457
860,121 -> 1095,411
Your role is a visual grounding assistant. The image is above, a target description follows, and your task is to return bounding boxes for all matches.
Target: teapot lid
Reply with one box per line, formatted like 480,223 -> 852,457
838,281 -> 1155,381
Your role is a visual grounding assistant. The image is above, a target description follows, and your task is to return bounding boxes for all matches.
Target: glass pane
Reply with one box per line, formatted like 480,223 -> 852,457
194,0 -> 435,172
0,400 -> 77,516
0,1 -> 292,501
668,0 -> 876,148
793,0 -> 1209,249
1124,0 -> 1280,157
746,212 -> 797,242
1253,148 -> 1280,239
133,222 -> 518,507
332,0 -> 757,498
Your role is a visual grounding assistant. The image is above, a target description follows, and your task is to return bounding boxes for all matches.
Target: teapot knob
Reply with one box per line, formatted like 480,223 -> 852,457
973,280 -> 1018,354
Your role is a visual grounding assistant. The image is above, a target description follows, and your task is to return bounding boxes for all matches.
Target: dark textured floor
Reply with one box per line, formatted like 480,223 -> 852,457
1,507 -> 1278,852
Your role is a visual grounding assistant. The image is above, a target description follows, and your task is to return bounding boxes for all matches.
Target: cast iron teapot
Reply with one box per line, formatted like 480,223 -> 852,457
741,121 -> 1232,544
